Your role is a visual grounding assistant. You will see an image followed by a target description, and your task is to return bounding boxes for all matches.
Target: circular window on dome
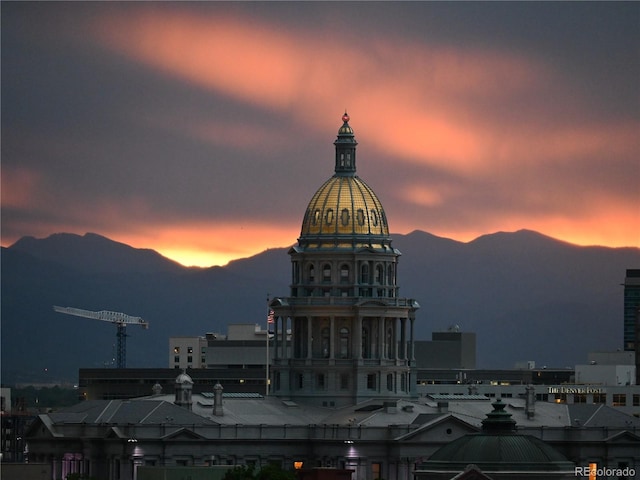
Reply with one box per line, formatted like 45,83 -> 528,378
341,208 -> 350,226
371,209 -> 378,226
313,209 -> 321,225
325,209 -> 334,224
357,209 -> 365,226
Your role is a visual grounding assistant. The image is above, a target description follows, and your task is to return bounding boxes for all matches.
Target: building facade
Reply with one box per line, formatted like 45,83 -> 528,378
169,336 -> 208,370
623,269 -> 640,385
270,113 -> 419,407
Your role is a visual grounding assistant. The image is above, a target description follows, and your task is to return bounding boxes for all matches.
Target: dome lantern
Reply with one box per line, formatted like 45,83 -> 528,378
334,111 -> 357,176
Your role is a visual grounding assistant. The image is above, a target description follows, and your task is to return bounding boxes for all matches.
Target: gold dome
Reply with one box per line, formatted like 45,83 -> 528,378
301,175 -> 389,239
298,113 -> 391,250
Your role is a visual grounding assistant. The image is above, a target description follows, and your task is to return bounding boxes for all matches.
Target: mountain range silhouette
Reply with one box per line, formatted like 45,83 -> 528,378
2,230 -> 638,384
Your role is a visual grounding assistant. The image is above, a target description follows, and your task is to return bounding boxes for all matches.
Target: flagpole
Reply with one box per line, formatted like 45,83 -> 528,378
266,294 -> 270,397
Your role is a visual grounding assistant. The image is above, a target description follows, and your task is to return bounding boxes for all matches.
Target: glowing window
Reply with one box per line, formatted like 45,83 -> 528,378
313,209 -> 321,225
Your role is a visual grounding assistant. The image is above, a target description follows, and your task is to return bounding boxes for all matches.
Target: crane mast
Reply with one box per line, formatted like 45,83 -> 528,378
53,306 -> 149,368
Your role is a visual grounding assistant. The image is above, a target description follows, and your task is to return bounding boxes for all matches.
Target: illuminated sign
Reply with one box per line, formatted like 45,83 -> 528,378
547,386 -> 605,395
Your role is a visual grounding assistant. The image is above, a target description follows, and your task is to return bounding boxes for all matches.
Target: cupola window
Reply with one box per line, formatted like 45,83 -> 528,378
357,209 -> 365,226
313,209 -> 321,225
341,208 -> 350,226
325,209 -> 333,224
371,209 -> 378,226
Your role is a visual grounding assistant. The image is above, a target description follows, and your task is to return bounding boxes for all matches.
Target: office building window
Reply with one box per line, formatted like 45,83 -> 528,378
613,394 -> 626,407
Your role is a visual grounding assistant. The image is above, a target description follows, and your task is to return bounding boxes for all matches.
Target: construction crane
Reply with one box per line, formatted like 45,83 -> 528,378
53,306 -> 149,369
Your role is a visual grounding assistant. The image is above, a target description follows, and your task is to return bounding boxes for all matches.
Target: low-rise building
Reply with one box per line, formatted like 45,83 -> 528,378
25,372 -> 640,480
169,336 -> 208,369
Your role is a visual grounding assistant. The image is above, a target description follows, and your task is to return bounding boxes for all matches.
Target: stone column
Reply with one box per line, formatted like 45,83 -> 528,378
378,317 -> 385,360
409,317 -> 415,362
282,317 -> 289,359
400,318 -> 407,360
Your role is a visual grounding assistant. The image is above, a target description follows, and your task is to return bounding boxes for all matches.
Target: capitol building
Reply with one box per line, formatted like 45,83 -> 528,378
23,114 -> 640,480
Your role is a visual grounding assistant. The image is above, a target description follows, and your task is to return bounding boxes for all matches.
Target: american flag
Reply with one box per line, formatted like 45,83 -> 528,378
267,310 -> 275,324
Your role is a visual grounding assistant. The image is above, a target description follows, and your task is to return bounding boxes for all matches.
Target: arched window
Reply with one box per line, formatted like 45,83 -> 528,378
308,264 -> 315,283
375,264 -> 384,284
360,263 -> 369,284
340,264 -> 350,283
387,263 -> 395,285
339,327 -> 350,358
323,264 -> 331,282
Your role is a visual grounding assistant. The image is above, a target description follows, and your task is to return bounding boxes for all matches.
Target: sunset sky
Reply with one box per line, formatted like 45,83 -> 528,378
2,2 -> 638,267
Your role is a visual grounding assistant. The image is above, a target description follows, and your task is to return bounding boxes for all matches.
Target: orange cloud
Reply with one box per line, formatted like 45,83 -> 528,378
92,8 -> 553,171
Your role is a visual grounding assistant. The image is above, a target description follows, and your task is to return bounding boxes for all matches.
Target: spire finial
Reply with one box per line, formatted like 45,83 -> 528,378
342,111 -> 350,123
